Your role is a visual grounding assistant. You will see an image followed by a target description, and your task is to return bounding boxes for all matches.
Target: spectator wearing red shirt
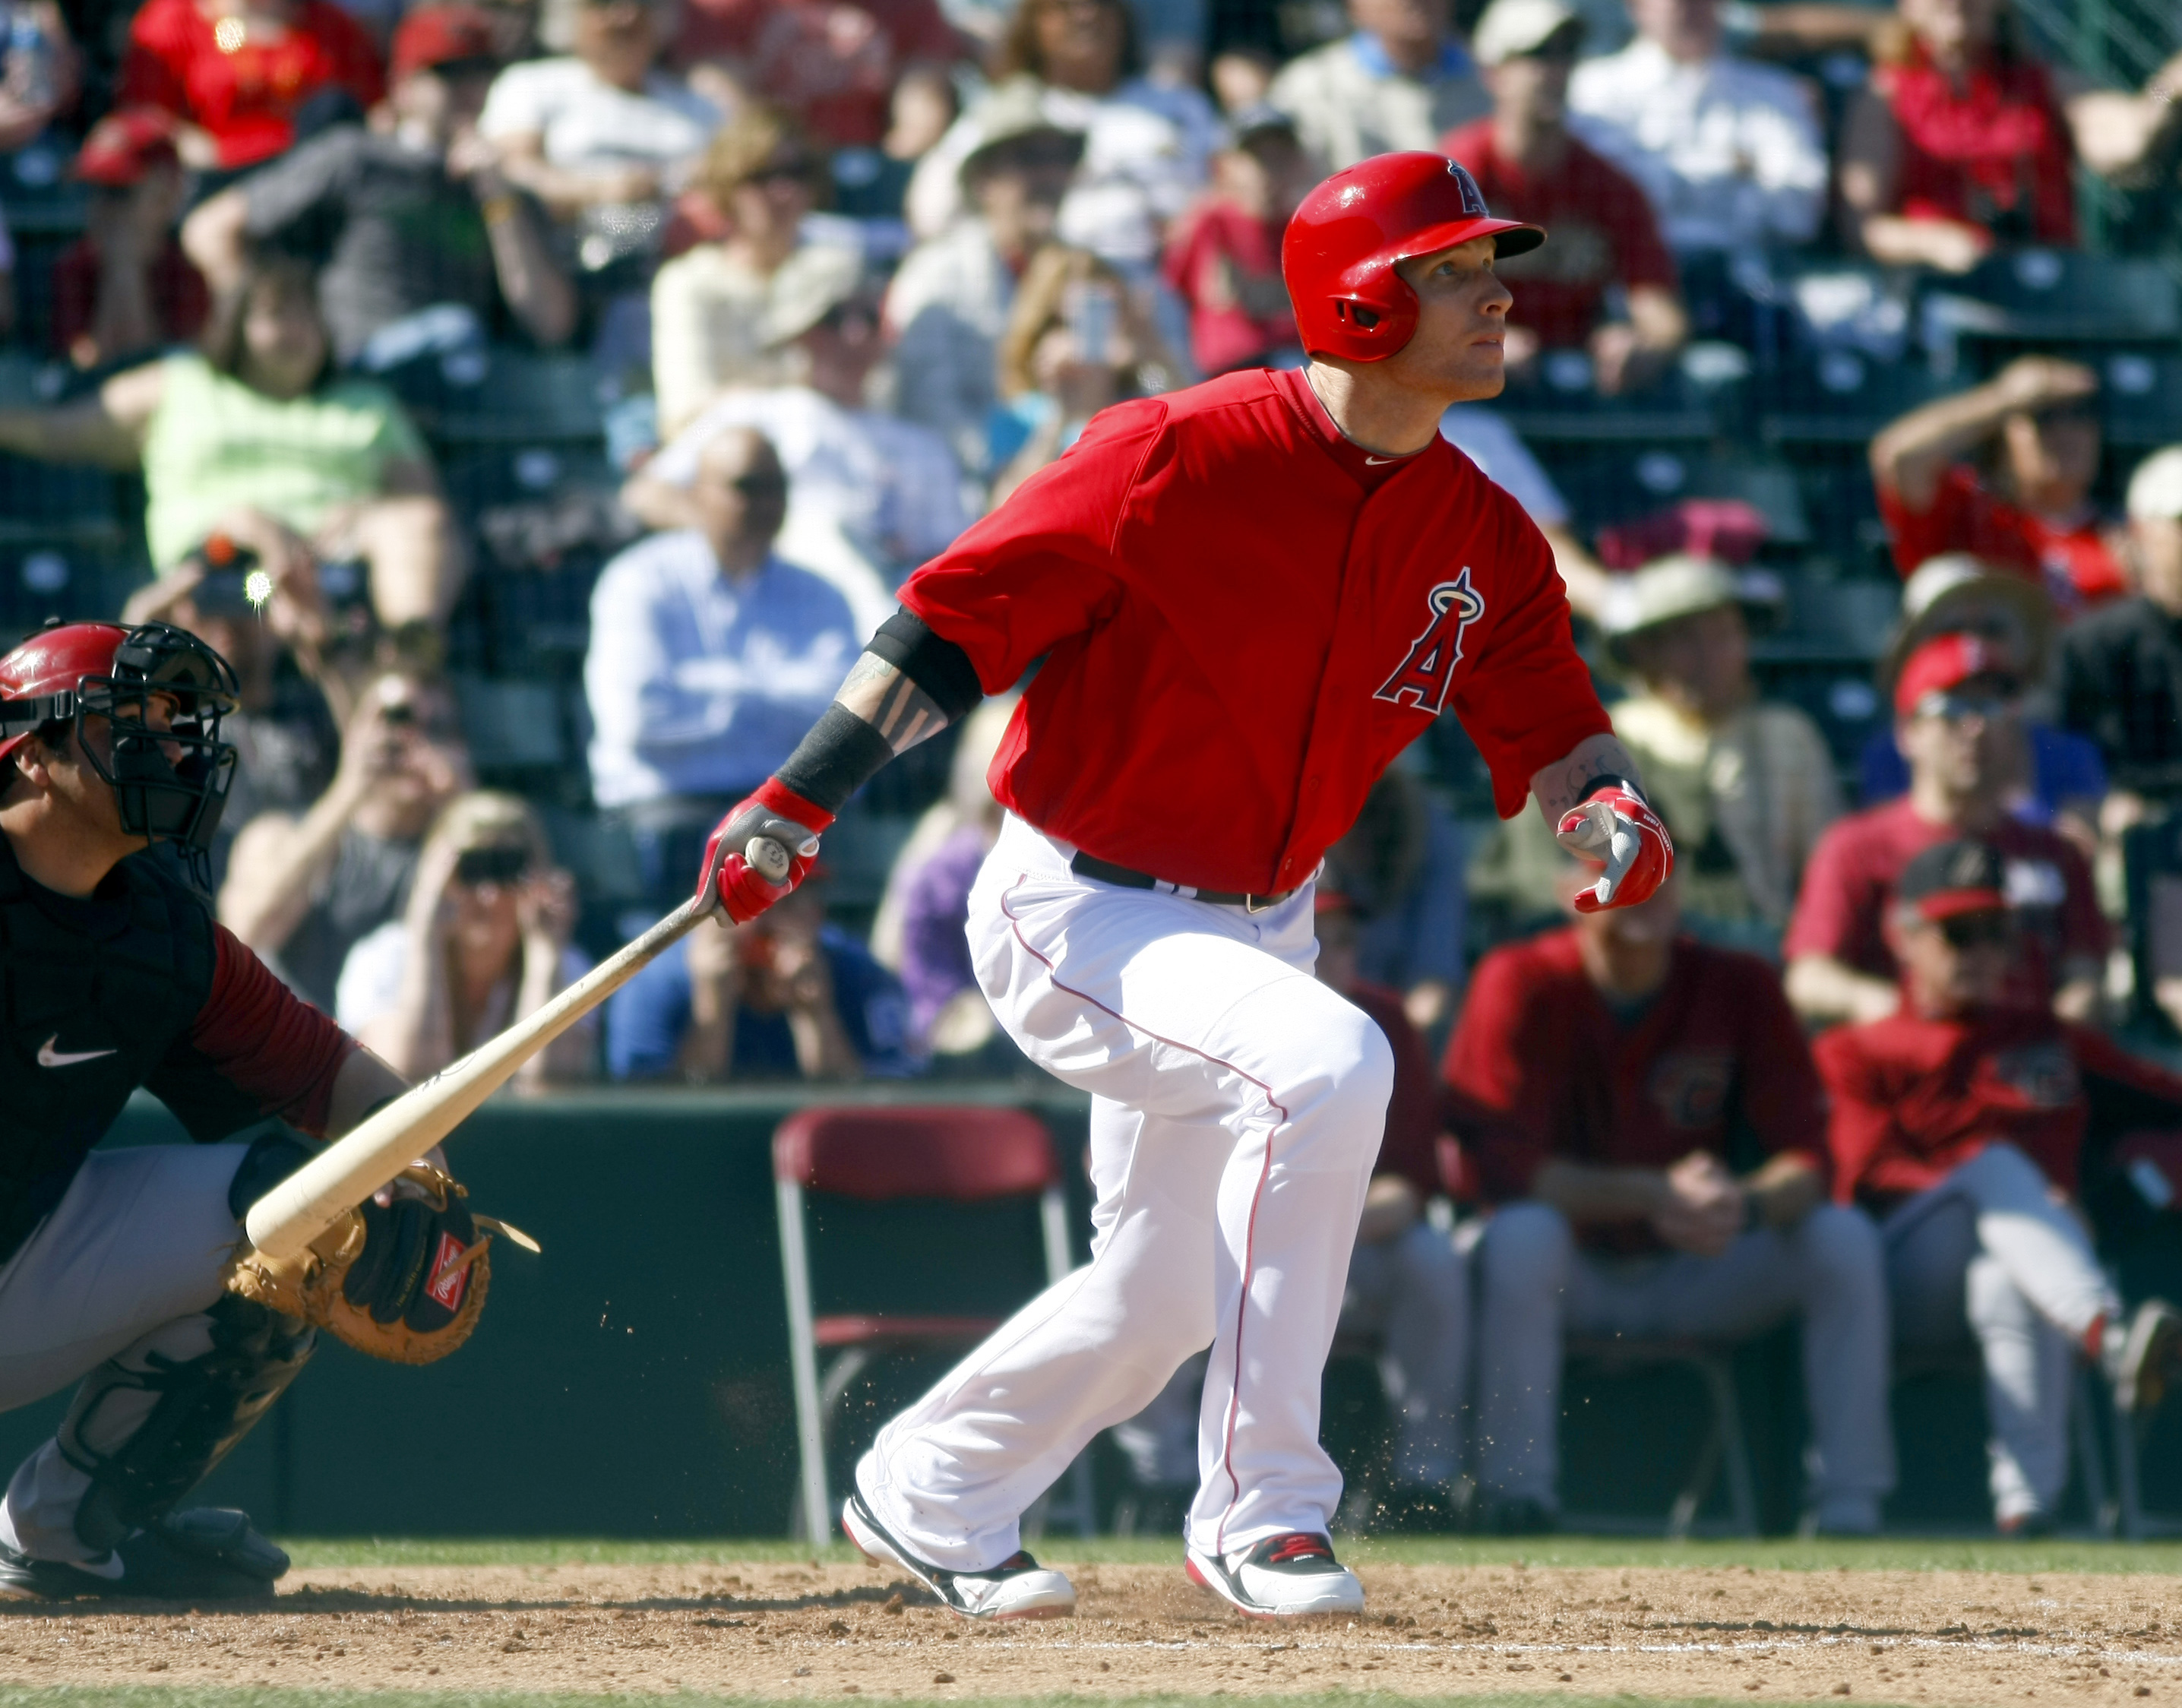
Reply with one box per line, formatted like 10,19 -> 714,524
1159,108 -> 1311,375
52,110 -> 210,372
671,0 -> 961,147
1442,0 -> 1684,397
1839,0 -> 2182,274
1785,632 -> 2107,1030
1447,872 -> 1893,1535
1871,355 -> 2127,613
122,0 -> 386,171
1814,839 -> 2182,1532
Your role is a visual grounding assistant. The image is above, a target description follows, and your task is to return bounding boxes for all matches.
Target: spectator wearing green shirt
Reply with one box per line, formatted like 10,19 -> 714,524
0,251 -> 460,636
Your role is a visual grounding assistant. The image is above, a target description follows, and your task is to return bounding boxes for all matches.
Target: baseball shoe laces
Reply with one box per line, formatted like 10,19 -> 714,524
1185,1530 -> 1365,1618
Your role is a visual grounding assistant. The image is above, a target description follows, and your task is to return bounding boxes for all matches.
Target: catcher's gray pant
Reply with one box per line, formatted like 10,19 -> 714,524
1883,1142 -> 2119,1524
1473,1200 -> 1895,1526
1115,1220 -> 1469,1494
0,1144 -> 249,1564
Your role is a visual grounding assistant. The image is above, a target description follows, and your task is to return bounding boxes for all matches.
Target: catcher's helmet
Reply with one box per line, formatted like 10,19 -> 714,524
1281,152 -> 1545,363
0,620 -> 240,858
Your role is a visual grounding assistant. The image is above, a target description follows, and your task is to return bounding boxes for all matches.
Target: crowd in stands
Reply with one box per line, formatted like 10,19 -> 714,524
5,0 -> 2182,1536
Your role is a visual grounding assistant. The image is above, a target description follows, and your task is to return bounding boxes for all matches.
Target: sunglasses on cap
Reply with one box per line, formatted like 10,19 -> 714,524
1914,688 -> 2017,723
454,844 -> 531,887
1936,910 -> 2013,950
729,471 -> 789,497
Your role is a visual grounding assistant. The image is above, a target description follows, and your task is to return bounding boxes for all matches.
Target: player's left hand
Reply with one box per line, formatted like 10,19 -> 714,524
695,780 -> 831,924
1556,782 -> 1673,913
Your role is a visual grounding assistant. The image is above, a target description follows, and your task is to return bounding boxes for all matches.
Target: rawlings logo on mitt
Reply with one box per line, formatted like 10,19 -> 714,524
226,1166 -> 538,1365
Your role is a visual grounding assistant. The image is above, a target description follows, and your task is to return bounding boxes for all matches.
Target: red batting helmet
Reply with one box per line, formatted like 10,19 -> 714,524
1281,152 -> 1545,363
0,619 -> 240,862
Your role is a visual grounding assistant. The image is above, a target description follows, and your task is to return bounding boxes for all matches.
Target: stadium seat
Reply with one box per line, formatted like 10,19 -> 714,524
0,141 -> 87,236
1921,251 -> 2181,374
0,535 -> 147,633
1892,1343 -> 2136,1536
1757,346 -> 1948,451
383,346 -> 610,446
773,1105 -> 1094,1548
2096,352 -> 2182,450
1557,1336 -> 1759,1538
1562,1343 -> 1763,1544
1550,449 -> 1810,549
1491,364 -> 1716,450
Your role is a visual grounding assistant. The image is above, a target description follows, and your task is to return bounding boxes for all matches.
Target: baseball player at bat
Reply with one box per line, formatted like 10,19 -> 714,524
696,152 -> 1673,1621
0,621 -> 510,1601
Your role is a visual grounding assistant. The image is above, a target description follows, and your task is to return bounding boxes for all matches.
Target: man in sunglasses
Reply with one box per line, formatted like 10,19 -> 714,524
1786,631 -> 2106,1028
1816,837 -> 2182,1535
0,621 -> 444,1598
587,425 -> 859,917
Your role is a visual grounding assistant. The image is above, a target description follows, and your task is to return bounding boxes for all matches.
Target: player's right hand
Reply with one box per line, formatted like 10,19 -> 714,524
695,778 -> 831,924
1556,782 -> 1673,913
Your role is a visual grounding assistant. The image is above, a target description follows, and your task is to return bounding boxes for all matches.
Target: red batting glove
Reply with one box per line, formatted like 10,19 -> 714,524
1555,783 -> 1673,914
695,779 -> 833,924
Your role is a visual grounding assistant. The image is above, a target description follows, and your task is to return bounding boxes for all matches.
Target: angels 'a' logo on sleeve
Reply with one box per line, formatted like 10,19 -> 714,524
1374,568 -> 1485,713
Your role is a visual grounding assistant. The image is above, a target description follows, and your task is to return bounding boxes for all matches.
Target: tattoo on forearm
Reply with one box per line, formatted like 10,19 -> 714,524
836,656 -> 953,756
1534,735 -> 1641,821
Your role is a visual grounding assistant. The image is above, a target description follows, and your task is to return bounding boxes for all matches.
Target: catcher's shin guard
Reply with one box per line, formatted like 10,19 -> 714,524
58,1294 -> 315,1553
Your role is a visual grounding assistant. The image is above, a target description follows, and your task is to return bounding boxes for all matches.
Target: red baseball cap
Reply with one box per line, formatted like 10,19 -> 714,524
72,109 -> 179,187
1892,632 -> 2019,718
391,4 -> 500,81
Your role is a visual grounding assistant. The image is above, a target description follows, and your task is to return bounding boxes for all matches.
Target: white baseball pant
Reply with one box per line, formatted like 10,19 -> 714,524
855,813 -> 1393,1570
0,1143 -> 250,1563
1115,1220 -> 1469,1494
1473,1200 -> 1895,1528
1882,1141 -> 2118,1523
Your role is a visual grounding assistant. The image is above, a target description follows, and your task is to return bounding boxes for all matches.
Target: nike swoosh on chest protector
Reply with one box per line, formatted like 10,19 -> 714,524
36,1034 -> 118,1068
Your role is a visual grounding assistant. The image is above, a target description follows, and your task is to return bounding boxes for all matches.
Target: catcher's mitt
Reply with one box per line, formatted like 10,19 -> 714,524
226,1166 -> 538,1365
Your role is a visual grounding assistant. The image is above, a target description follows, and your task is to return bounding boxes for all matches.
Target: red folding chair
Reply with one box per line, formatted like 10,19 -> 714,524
774,1105 -> 1093,1547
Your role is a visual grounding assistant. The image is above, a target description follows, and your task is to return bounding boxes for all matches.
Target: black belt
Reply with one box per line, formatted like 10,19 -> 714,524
1070,851 -> 1301,913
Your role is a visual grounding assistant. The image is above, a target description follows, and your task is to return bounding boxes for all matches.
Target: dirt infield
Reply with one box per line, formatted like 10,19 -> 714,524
0,1557 -> 2173,1703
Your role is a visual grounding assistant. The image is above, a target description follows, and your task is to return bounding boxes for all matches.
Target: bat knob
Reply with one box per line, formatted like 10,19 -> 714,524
744,835 -> 792,884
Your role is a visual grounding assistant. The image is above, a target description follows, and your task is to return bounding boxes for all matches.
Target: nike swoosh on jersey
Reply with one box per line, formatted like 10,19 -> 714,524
36,1034 -> 117,1068
1364,456 -> 1400,466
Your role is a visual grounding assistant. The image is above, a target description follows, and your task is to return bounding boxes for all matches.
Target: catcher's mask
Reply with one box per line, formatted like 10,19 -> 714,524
0,620 -> 240,865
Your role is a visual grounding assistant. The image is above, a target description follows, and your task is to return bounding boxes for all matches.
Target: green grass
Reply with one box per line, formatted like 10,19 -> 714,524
272,1535 -> 2182,1577
0,1692 -> 1915,1708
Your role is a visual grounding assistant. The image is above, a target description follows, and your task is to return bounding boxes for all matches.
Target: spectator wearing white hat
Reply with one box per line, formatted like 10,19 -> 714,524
2060,448 -> 2182,855
1469,554 -> 1836,946
1604,555 -> 1839,948
1442,0 -> 1685,397
1564,0 -> 1826,256
1267,0 -> 1488,172
649,103 -> 863,437
624,270 -> 966,639
885,106 -> 1084,478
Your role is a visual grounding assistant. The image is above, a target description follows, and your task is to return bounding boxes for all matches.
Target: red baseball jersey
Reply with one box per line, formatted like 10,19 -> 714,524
899,366 -> 1611,896
1441,927 -> 1827,1254
1814,1004 -> 2182,1204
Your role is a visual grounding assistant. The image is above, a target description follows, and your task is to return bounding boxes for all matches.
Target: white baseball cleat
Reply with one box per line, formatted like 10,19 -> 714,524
841,1488 -> 1077,1621
1185,1532 -> 1365,1618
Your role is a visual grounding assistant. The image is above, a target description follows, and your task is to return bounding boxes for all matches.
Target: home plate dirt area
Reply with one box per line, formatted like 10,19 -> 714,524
0,1557 -> 2174,1703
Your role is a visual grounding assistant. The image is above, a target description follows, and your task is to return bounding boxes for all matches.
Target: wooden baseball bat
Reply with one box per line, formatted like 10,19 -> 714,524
242,837 -> 791,1262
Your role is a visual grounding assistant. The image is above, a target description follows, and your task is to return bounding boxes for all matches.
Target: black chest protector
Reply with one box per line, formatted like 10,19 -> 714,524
0,837 -> 217,1260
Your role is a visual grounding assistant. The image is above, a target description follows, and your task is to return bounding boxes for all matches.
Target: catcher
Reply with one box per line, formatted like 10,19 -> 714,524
0,620 -> 511,1600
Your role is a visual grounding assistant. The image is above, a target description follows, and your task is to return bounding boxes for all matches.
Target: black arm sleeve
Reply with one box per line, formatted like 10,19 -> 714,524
868,608 -> 985,723
774,704 -> 900,815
